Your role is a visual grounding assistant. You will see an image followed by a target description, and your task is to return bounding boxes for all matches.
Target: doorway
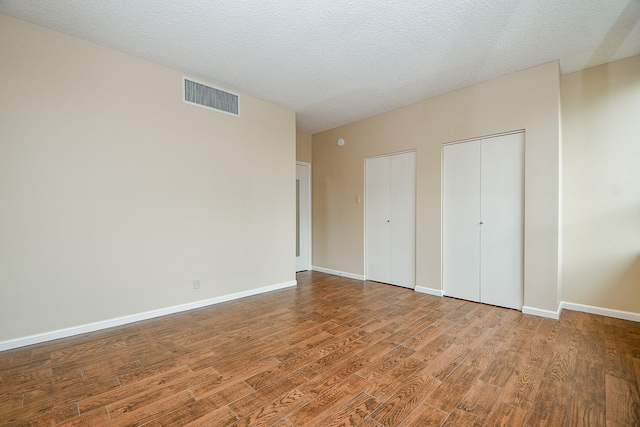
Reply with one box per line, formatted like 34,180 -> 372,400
296,162 -> 311,272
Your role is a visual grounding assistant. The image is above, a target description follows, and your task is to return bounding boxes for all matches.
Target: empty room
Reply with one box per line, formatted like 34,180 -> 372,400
0,1 -> 639,426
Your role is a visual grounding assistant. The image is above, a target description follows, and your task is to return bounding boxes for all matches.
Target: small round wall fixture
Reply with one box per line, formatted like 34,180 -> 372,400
337,138 -> 345,147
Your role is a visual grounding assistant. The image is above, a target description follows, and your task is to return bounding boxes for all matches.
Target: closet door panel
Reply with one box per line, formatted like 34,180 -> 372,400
365,156 -> 391,283
480,133 -> 524,309
390,152 -> 416,288
443,141 -> 481,302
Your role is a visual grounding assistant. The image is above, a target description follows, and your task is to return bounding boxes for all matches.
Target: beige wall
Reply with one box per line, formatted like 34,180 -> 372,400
561,55 -> 640,314
312,61 -> 561,313
0,14 -> 296,342
296,131 -> 312,163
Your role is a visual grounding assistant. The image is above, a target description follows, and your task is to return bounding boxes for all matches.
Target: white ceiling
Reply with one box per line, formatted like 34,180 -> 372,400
1,1 -> 639,134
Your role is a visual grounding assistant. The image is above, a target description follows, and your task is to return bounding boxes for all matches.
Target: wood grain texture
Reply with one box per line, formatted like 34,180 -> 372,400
457,379 -> 502,425
397,403 -> 449,427
564,397 -> 605,427
524,377 -> 571,426
0,271 -> 638,426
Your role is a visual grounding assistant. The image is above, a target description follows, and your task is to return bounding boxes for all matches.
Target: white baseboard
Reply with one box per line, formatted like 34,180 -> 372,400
561,301 -> 640,322
311,266 -> 365,281
522,305 -> 561,320
523,302 -> 640,322
0,280 -> 297,352
414,286 -> 444,297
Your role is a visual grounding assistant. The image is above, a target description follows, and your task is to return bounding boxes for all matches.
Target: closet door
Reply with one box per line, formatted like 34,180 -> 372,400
365,151 -> 416,288
390,152 -> 416,288
442,141 -> 481,302
365,156 -> 391,284
442,132 -> 524,310
480,133 -> 524,309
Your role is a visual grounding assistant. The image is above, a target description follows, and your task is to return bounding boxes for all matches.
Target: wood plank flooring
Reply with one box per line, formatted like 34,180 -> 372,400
1,271 -> 639,426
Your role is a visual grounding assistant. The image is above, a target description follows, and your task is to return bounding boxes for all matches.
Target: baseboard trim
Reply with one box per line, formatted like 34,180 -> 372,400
522,305 -> 561,320
0,280 -> 297,352
561,301 -> 640,322
311,266 -> 365,281
414,286 -> 444,297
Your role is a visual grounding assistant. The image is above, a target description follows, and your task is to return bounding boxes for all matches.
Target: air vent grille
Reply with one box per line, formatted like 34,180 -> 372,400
183,77 -> 239,116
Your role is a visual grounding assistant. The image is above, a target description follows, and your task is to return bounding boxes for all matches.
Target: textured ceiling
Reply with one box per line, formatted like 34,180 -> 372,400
1,1 -> 639,133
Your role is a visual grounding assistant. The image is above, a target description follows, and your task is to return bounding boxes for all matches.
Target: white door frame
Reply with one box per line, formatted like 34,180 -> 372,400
296,162 -> 311,272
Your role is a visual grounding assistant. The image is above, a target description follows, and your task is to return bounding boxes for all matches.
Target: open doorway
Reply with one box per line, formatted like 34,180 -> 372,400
296,162 -> 311,271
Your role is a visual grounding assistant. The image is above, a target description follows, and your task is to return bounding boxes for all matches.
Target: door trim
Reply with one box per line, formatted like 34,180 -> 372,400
441,129 -> 526,148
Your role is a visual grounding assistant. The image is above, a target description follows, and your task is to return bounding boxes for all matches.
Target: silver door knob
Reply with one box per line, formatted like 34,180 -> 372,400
480,221 -> 484,225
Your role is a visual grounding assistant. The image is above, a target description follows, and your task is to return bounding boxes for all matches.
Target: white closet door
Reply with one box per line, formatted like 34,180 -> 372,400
480,133 -> 524,309
365,156 -> 391,284
390,152 -> 416,288
443,141 -> 481,302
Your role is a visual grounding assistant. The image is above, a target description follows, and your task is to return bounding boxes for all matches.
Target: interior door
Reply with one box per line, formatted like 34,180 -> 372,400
365,156 -> 391,283
443,133 -> 524,310
296,163 -> 310,272
365,151 -> 416,288
442,141 -> 482,302
480,133 -> 524,309
390,152 -> 416,288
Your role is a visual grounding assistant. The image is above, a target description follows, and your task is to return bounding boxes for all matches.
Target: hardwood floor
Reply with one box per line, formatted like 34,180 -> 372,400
1,271 -> 639,426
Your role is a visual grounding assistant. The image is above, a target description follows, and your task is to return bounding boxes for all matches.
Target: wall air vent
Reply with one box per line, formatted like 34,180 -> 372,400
183,76 -> 239,116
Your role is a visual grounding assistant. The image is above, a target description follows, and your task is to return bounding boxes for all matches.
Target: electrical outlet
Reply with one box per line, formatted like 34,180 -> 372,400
193,278 -> 201,289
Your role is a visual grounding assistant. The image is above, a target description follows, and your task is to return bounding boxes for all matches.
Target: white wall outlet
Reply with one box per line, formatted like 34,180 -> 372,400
193,278 -> 201,289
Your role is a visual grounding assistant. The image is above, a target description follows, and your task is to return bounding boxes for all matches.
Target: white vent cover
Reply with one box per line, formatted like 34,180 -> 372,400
183,76 -> 239,116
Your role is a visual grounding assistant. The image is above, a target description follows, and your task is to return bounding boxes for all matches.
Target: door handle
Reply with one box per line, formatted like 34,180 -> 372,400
480,221 -> 484,225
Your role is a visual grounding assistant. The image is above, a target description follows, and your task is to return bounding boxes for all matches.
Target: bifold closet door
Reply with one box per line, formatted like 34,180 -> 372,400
480,133 -> 524,309
442,141 -> 481,302
365,151 -> 415,289
390,152 -> 416,288
365,156 -> 391,284
442,133 -> 524,310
